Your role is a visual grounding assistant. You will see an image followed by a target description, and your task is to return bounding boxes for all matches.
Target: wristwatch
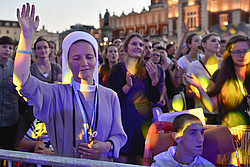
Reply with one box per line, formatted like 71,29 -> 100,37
107,140 -> 114,152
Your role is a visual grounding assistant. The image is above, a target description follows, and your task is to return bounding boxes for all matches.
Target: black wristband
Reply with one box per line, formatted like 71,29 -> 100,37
107,140 -> 114,152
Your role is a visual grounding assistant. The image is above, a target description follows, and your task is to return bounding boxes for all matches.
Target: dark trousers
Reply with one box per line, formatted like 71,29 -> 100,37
0,122 -> 18,167
0,122 -> 18,150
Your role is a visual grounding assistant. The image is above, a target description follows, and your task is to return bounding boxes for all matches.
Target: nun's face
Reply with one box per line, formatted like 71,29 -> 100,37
68,41 -> 96,84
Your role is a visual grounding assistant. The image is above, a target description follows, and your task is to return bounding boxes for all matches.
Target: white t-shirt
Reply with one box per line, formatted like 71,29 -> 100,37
178,54 -> 204,84
177,56 -> 191,74
187,60 -> 221,114
151,146 -> 215,167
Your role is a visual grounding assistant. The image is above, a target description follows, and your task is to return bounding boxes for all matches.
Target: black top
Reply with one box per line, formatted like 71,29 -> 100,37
107,62 -> 160,106
99,63 -> 110,87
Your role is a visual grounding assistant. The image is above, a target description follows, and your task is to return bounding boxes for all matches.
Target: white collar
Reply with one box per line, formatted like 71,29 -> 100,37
70,79 -> 97,92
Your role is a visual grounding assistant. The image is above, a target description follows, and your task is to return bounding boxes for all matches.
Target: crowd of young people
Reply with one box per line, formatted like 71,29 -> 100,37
0,2 -> 249,166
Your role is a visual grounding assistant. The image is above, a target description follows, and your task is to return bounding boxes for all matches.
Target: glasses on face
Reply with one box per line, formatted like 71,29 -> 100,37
231,50 -> 250,56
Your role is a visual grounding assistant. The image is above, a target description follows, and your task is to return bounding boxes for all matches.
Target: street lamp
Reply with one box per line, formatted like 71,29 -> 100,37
223,21 -> 228,26
103,37 -> 108,43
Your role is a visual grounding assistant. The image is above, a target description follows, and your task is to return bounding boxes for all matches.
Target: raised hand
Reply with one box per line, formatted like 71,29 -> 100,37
126,70 -> 133,87
17,3 -> 39,38
14,3 -> 39,88
173,59 -> 180,71
182,22 -> 189,34
183,73 -> 202,99
122,70 -> 133,94
203,27 -> 209,35
183,73 -> 202,89
146,60 -> 158,86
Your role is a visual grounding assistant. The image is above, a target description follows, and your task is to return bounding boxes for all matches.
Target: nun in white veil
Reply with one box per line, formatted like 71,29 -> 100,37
14,3 -> 127,161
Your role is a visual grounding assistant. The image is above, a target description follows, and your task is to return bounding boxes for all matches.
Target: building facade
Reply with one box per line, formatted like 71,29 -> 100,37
33,26 -> 60,51
0,20 -> 60,51
0,20 -> 101,52
59,24 -> 100,50
100,0 -> 173,42
0,20 -> 20,42
100,0 -> 250,43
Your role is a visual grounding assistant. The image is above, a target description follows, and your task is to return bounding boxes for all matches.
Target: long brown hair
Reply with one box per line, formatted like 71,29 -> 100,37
208,35 -> 250,112
123,33 -> 146,79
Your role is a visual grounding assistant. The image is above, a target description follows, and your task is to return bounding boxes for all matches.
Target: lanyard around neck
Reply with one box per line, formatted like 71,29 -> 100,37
188,53 -> 193,62
71,78 -> 98,147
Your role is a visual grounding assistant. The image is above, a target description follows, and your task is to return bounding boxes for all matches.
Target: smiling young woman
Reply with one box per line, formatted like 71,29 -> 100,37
107,33 -> 161,164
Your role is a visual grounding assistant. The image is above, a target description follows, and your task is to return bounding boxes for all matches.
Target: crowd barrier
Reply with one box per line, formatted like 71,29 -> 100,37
0,149 -> 143,167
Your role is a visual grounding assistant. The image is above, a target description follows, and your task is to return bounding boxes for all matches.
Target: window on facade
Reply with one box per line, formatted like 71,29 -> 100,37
185,8 -> 198,31
5,22 -> 10,26
119,31 -> 123,38
128,30 -> 133,34
6,30 -> 9,34
163,26 -> 167,34
12,23 -> 17,26
150,28 -> 155,35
